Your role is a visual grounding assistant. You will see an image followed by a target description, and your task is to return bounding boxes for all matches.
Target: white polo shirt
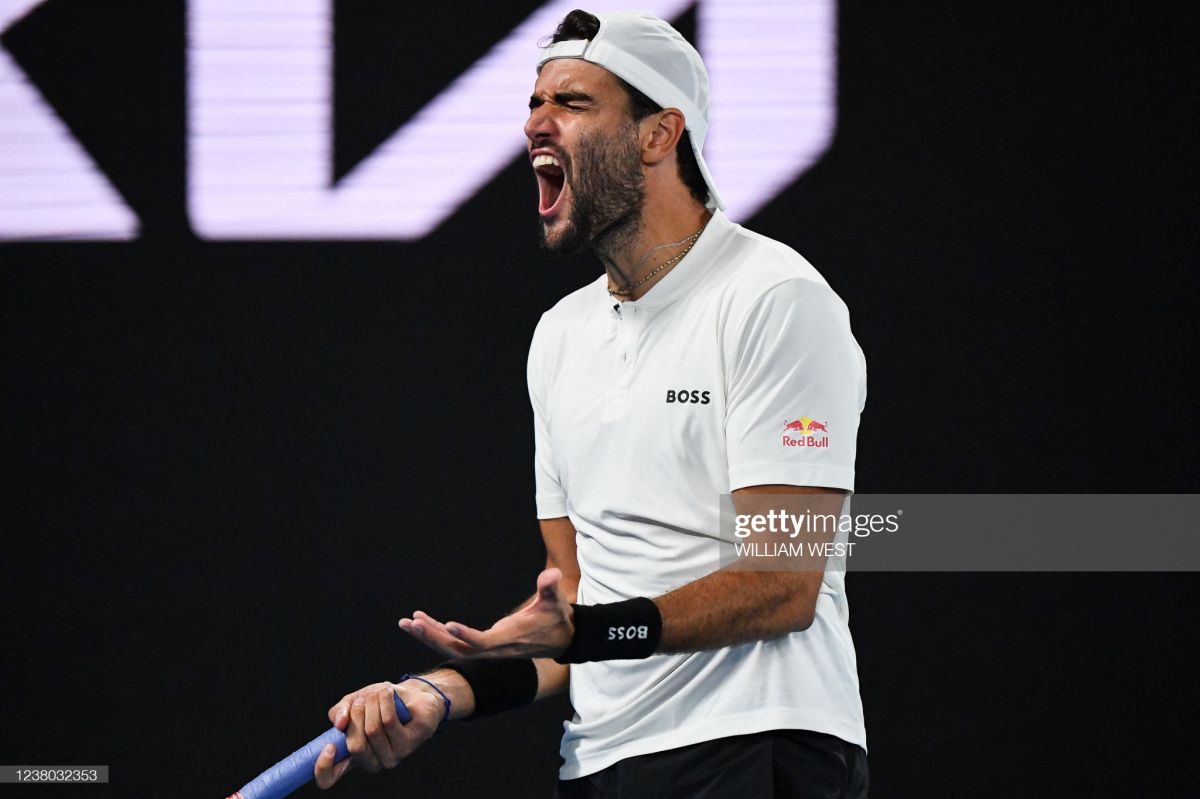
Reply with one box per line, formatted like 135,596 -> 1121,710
527,210 -> 867,779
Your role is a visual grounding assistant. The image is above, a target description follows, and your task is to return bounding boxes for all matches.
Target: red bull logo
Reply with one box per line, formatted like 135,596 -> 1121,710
782,416 -> 830,448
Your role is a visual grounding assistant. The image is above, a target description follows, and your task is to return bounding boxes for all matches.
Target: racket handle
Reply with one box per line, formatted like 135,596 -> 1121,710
231,690 -> 411,799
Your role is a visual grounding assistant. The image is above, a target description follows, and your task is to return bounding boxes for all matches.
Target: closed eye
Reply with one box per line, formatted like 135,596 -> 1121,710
554,92 -> 593,108
528,91 -> 594,112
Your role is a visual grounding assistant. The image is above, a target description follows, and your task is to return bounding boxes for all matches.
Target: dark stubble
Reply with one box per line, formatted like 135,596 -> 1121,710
540,118 -> 645,258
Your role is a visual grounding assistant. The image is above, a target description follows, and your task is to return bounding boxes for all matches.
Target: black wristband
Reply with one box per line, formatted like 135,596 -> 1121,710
438,657 -> 538,720
555,597 -> 663,664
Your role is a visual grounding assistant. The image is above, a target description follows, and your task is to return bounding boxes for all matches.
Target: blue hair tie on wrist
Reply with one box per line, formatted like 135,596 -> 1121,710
400,674 -> 452,730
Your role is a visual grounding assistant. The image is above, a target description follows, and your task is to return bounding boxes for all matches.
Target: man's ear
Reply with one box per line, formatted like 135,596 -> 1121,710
641,109 -> 686,165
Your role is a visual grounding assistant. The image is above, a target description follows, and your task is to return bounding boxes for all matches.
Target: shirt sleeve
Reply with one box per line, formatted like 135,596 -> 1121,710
725,278 -> 867,492
528,313 -> 568,519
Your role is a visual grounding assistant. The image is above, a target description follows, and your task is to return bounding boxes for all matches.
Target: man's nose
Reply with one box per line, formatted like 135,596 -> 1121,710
524,102 -> 556,144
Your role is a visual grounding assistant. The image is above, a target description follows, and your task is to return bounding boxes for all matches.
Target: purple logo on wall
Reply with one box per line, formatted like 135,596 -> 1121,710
1,0 -> 835,240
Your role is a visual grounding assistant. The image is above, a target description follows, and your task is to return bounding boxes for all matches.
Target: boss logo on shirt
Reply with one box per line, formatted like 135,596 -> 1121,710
609,625 -> 650,641
666,389 -> 711,404
782,416 -> 830,448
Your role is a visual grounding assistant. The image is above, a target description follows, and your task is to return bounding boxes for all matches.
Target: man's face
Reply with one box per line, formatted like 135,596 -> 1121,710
525,59 -> 646,254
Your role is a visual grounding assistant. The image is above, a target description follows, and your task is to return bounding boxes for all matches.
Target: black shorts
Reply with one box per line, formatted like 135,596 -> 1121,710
555,729 -> 868,799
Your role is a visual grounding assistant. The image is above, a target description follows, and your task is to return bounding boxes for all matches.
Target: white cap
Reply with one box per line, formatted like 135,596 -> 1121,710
537,12 -> 725,211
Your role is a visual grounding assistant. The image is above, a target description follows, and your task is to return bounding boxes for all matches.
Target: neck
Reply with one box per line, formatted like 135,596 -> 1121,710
600,198 -> 712,302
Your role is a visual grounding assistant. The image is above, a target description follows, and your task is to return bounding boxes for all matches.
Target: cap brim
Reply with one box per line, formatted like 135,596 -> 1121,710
691,137 -> 725,211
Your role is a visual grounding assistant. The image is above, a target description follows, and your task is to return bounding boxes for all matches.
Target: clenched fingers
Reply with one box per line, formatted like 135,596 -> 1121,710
363,686 -> 401,769
346,696 -> 381,774
313,741 -> 352,790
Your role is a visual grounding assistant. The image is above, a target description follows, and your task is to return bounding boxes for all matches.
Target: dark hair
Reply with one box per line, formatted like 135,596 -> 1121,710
550,10 -> 710,206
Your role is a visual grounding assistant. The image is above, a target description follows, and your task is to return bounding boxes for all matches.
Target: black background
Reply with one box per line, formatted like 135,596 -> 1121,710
1,1 -> 1196,797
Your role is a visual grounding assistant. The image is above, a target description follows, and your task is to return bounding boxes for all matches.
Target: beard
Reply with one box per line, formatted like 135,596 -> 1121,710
540,119 -> 645,257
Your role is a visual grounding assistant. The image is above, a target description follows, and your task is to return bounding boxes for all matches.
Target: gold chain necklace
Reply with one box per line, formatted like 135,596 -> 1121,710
608,223 -> 706,298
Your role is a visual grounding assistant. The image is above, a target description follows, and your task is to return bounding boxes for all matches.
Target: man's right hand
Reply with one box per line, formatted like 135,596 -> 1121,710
313,680 -> 445,789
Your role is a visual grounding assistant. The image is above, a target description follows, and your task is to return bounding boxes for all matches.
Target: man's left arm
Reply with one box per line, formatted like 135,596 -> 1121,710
655,484 -> 843,652
401,484 -> 844,661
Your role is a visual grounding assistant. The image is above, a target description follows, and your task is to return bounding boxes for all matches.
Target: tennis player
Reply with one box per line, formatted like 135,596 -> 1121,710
316,10 -> 868,797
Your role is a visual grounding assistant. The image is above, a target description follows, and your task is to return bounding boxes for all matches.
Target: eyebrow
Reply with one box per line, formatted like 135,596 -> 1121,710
528,91 -> 595,110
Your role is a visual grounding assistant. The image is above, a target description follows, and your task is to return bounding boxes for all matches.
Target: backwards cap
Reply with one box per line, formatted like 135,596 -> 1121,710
537,12 -> 725,211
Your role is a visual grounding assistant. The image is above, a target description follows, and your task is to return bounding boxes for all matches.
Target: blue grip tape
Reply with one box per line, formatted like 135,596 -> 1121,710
236,691 -> 411,799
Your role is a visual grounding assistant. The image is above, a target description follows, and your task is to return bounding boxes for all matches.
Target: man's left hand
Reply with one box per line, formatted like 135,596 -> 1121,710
399,568 -> 574,659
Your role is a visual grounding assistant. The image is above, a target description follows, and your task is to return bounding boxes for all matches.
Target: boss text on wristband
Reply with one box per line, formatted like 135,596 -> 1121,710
555,597 -> 663,664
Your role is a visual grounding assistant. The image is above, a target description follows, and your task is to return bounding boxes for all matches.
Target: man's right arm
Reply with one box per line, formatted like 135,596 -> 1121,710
493,516 -> 576,699
411,517 -> 579,717
530,516 -> 578,698
314,516 -> 578,789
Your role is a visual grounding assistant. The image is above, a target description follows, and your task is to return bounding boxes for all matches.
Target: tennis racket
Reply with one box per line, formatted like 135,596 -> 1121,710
226,690 -> 411,799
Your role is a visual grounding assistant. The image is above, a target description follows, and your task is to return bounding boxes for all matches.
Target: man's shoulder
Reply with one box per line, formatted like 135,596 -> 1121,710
529,274 -> 605,361
698,221 -> 839,324
540,273 -> 605,323
715,221 -> 830,293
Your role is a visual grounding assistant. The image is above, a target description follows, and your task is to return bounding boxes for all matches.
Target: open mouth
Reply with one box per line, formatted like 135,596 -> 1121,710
532,153 -> 567,218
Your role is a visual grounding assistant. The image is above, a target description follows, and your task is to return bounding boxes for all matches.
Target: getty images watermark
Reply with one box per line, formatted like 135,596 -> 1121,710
732,507 -> 902,560
718,494 -> 1200,572
719,494 -> 902,572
